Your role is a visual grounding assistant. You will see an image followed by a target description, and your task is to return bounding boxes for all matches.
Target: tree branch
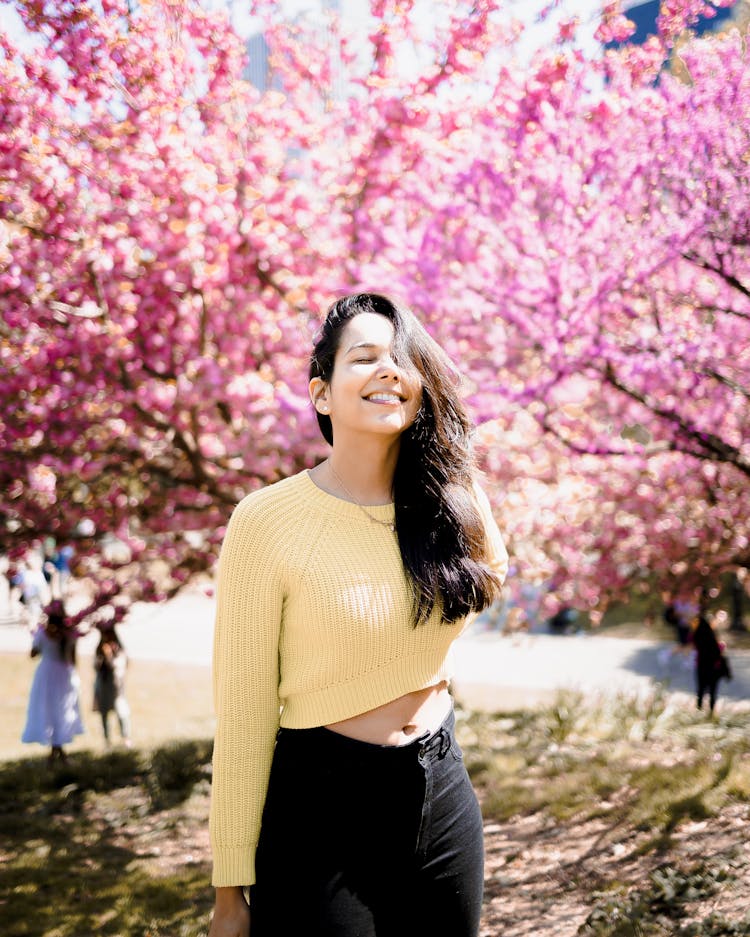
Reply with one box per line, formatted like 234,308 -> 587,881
604,362 -> 750,478
682,251 -> 750,301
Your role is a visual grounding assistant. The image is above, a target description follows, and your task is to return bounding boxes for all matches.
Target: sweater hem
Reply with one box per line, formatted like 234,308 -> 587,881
279,649 -> 455,728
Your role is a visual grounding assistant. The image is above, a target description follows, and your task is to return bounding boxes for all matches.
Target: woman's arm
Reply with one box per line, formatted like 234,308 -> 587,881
472,481 -> 509,585
209,494 -> 284,890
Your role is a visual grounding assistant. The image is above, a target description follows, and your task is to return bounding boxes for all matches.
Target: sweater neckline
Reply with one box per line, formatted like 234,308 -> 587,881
300,469 -> 395,526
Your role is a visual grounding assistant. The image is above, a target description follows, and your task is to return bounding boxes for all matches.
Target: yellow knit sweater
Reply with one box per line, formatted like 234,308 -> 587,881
209,468 -> 508,887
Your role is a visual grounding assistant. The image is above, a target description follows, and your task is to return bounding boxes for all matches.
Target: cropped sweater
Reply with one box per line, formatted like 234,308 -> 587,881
209,468 -> 508,887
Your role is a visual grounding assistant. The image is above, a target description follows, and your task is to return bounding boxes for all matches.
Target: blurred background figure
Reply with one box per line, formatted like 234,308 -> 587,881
53,544 -> 75,597
730,570 -> 747,633
40,538 -> 75,599
4,557 -> 23,617
93,625 -> 132,748
21,599 -> 85,763
662,599 -> 691,648
548,605 -> 579,635
691,611 -> 731,716
41,536 -> 57,588
17,551 -> 51,629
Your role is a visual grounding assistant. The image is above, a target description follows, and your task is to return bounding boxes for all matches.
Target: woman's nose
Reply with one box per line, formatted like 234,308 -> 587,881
376,357 -> 399,380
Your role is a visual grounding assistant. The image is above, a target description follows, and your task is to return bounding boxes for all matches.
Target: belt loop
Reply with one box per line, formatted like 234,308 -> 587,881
419,725 -> 451,760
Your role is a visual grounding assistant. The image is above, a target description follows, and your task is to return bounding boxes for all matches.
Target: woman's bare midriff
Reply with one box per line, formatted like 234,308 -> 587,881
325,681 -> 452,746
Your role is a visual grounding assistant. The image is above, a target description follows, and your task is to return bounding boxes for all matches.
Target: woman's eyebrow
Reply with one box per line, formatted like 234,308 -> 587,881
345,341 -> 382,353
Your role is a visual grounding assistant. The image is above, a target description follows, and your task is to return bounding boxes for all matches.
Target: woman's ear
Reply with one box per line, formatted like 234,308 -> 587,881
309,377 -> 330,414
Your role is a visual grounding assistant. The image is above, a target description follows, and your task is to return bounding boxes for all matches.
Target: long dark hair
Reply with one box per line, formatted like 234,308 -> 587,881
95,627 -> 124,671
45,602 -> 77,665
310,293 -> 503,624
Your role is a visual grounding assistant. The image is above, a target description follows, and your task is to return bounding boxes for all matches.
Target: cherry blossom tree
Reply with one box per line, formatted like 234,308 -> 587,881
1,0 -> 326,607
453,3 -> 750,617
1,0 -> 747,623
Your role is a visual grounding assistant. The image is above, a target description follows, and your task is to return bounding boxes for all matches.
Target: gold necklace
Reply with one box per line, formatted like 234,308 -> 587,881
328,463 -> 396,532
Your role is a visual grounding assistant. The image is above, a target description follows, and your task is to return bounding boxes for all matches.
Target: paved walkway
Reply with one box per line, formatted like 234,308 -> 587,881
452,626 -> 750,710
2,587 -> 749,711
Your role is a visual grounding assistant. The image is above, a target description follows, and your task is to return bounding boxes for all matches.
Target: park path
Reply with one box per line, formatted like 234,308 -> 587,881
2,584 -> 749,711
451,625 -> 750,710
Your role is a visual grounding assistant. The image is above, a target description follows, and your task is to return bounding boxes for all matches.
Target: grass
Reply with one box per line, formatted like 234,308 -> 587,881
2,650 -> 214,762
579,860 -> 749,936
0,744 -> 215,937
466,689 -> 750,834
463,690 -> 750,934
3,648 -> 750,936
2,648 -> 216,935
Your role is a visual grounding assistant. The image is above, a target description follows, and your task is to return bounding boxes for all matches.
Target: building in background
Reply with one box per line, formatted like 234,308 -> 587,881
620,0 -> 734,44
244,31 -> 273,90
242,0 -> 357,99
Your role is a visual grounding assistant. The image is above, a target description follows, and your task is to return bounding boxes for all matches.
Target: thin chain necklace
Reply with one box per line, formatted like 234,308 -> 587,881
328,463 -> 396,533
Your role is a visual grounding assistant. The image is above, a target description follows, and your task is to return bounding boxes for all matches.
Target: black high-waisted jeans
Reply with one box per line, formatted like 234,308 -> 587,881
249,708 -> 485,937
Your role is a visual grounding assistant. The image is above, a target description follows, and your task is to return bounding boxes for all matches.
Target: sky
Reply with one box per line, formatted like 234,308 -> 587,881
225,0 -> 605,56
2,0 -> 602,54
1,0 -> 608,137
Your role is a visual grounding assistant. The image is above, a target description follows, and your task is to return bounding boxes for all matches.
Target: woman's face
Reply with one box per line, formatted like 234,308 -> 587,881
310,312 -> 423,442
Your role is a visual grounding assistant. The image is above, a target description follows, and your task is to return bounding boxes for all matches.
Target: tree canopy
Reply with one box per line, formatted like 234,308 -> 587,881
1,0 -> 747,621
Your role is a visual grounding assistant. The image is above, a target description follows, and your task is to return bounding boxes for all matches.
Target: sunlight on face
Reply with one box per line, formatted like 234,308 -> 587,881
315,313 -> 423,442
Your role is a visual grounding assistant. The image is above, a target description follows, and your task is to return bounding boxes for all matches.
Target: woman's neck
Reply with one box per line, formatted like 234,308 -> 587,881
321,441 -> 399,505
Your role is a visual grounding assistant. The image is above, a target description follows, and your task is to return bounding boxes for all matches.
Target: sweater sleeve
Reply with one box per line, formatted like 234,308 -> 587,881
209,495 -> 284,887
473,481 -> 509,586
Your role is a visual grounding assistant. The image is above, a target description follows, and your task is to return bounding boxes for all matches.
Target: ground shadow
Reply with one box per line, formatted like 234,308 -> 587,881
620,643 -> 750,704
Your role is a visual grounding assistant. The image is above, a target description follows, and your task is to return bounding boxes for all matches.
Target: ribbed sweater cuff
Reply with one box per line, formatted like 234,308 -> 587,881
211,846 -> 255,888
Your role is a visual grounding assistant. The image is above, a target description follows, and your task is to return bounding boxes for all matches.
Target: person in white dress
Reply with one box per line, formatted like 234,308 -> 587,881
21,599 -> 84,763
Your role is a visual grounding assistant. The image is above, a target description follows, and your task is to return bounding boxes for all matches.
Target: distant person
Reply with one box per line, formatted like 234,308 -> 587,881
730,570 -> 747,632
53,544 -> 75,596
93,626 -> 132,748
41,536 -> 57,586
663,601 -> 690,647
548,606 -> 578,635
21,599 -> 85,763
691,613 -> 731,715
17,553 -> 50,627
5,560 -> 22,614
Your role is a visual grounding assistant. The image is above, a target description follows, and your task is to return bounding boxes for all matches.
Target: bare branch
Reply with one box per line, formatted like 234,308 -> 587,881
604,363 -> 750,478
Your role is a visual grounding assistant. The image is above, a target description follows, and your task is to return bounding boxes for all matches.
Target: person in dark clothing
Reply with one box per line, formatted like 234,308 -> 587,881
548,606 -> 578,635
691,614 -> 729,715
93,626 -> 132,747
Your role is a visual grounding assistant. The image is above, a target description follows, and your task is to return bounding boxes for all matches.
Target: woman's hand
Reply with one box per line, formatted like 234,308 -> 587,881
208,886 -> 250,937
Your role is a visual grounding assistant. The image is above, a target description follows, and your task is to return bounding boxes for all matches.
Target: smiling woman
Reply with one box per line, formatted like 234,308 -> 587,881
309,309 -> 424,449
207,292 -> 509,937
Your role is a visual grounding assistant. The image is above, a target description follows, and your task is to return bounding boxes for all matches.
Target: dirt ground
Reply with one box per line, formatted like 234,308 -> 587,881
82,777 -> 749,937
479,801 -> 750,935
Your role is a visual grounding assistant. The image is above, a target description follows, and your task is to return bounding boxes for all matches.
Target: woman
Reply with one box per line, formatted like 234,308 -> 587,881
208,293 -> 508,937
93,626 -> 132,748
692,612 -> 729,715
21,599 -> 84,763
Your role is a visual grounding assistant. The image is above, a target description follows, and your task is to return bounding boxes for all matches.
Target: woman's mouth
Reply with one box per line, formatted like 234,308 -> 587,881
365,393 -> 404,405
